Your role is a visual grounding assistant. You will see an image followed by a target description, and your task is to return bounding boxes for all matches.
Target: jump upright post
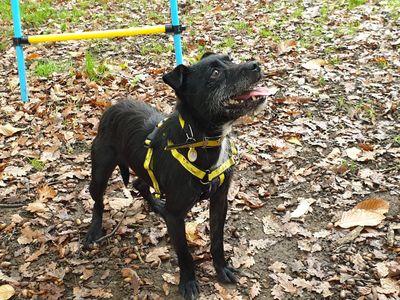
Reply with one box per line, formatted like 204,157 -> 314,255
11,0 -> 185,102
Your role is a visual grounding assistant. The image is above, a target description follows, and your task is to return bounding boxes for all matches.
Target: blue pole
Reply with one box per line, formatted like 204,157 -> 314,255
11,0 -> 28,102
169,0 -> 183,65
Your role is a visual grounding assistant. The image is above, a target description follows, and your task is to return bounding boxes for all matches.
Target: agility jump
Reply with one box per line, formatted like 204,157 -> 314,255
11,0 -> 185,102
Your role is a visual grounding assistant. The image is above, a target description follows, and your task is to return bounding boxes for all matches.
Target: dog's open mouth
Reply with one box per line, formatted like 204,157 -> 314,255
224,87 -> 270,109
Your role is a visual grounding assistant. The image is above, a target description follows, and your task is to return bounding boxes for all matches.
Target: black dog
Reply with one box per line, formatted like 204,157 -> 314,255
84,53 -> 269,299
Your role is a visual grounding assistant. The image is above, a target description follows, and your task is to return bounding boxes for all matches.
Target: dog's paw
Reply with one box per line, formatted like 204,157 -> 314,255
83,228 -> 103,247
179,279 -> 200,300
216,266 -> 238,284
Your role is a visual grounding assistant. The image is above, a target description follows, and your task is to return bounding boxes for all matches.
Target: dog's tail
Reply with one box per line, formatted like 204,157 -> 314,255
119,164 -> 130,186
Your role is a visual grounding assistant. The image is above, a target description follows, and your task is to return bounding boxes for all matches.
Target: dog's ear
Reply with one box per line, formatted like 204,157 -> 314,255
201,52 -> 215,59
162,64 -> 188,91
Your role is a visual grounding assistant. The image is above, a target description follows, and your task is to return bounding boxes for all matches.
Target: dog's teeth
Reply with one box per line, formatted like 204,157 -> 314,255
252,96 -> 256,101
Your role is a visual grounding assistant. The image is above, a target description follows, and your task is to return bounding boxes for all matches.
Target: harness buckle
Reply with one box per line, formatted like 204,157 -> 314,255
200,169 -> 210,185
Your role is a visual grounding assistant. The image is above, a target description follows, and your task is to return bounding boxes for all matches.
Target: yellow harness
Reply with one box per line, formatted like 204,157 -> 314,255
143,115 -> 237,199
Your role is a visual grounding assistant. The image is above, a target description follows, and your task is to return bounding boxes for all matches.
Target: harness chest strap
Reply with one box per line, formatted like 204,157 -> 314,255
143,116 -> 237,198
168,140 -> 237,183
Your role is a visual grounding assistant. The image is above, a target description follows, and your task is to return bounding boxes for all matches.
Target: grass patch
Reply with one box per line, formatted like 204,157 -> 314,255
0,42 -> 6,52
34,60 -> 67,78
28,158 -> 46,171
348,0 -> 366,9
13,0 -> 84,28
21,1 -> 56,27
394,136 -> 400,145
292,6 -> 304,18
259,28 -> 280,42
139,41 -> 174,56
388,0 -> 400,19
0,1 -> 11,22
233,21 -> 251,32
84,51 -> 109,81
218,37 -> 237,49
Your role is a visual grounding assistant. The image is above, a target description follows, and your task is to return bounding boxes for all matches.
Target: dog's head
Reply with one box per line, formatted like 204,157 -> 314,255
163,53 -> 269,128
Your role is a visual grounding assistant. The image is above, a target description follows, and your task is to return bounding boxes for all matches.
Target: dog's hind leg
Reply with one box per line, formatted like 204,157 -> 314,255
132,178 -> 166,218
84,143 -> 117,246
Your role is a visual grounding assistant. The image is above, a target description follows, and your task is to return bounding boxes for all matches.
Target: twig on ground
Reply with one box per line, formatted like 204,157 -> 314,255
94,203 -> 131,244
0,202 -> 26,208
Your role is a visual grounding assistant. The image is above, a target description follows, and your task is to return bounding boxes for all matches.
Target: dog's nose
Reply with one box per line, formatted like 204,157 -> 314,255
249,61 -> 261,72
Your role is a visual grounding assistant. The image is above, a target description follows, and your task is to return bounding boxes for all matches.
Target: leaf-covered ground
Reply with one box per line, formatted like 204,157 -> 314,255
1,0 -> 399,299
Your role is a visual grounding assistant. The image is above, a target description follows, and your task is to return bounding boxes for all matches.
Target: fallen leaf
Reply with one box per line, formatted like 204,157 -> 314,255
354,198 -> 390,214
26,201 -> 48,213
0,284 -> 15,300
249,281 -> 261,299
108,197 -> 132,210
0,271 -> 18,284
335,199 -> 390,228
145,247 -> 169,264
162,273 -> 178,285
290,198 -> 316,218
26,53 -> 41,60
81,268 -> 94,281
345,147 -> 362,160
0,124 -> 25,137
277,40 -> 297,55
17,226 -> 42,244
38,185 -> 57,202
302,59 -> 327,70
268,261 -> 287,273
377,278 -> 400,294
286,136 -> 302,146
185,221 -> 202,244
26,244 -> 47,262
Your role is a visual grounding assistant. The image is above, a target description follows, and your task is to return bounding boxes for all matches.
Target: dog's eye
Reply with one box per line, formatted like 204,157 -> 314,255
211,69 -> 220,79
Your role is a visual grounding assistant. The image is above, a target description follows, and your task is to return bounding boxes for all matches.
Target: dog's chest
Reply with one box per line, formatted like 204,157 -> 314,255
212,138 -> 230,169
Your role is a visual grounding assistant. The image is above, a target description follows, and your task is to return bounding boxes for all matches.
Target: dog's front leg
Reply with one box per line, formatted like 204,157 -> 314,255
210,179 -> 238,284
164,213 -> 199,300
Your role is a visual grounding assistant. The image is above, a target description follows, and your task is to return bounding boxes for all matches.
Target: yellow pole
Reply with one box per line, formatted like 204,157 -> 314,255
27,25 -> 166,44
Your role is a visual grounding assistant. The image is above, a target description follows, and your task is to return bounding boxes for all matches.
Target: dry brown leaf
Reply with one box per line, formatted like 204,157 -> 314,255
249,281 -> 261,299
335,199 -> 390,228
335,209 -> 386,228
268,261 -> 287,273
0,284 -> 15,300
345,147 -> 362,160
17,226 -> 42,245
214,283 -> 242,300
108,197 -> 132,210
162,273 -> 178,285
277,40 -> 297,55
301,59 -> 328,70
290,198 -> 316,218
26,201 -> 48,213
89,288 -> 113,298
377,278 -> 400,294
81,268 -> 94,281
286,136 -> 302,146
26,244 -> 47,262
38,185 -> 57,202
162,282 -> 170,296
0,124 -> 25,137
26,53 -> 41,60
185,221 -> 201,244
354,198 -> 390,214
145,246 -> 169,264
0,271 -> 18,284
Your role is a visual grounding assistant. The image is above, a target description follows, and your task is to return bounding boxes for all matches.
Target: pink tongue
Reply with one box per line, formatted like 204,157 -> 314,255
233,87 -> 271,100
